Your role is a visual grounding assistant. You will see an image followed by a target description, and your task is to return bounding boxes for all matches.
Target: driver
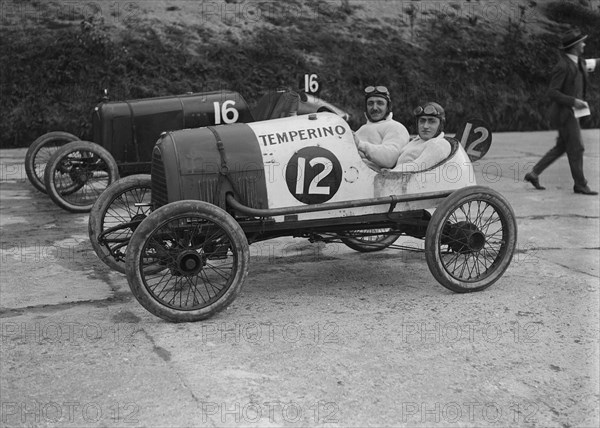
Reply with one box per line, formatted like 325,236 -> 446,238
390,102 -> 451,172
353,86 -> 410,170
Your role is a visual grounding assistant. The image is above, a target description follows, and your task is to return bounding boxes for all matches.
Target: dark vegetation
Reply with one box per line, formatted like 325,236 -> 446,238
1,0 -> 599,148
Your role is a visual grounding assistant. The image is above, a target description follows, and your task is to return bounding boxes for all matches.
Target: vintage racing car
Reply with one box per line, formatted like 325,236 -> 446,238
119,112 -> 517,322
25,88 -> 348,212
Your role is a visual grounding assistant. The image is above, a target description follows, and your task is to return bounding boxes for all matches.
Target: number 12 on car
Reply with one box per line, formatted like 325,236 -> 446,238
454,119 -> 492,162
285,147 -> 342,204
295,157 -> 332,195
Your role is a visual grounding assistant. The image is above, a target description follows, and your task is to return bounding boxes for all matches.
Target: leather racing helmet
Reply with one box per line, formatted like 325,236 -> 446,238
364,86 -> 392,122
413,101 -> 445,137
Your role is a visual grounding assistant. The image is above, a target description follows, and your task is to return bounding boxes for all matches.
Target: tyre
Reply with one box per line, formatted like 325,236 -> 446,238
44,141 -> 119,213
89,175 -> 152,273
341,228 -> 402,252
25,131 -> 79,193
125,200 -> 250,323
425,186 -> 517,293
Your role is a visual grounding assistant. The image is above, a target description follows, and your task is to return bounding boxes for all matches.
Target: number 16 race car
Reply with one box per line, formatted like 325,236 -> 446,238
120,112 -> 517,323
25,87 -> 347,212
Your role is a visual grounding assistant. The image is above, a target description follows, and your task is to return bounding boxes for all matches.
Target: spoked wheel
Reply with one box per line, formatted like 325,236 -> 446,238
340,228 -> 402,252
25,131 -> 79,193
89,175 -> 152,273
425,186 -> 517,293
125,200 -> 250,323
44,141 -> 119,213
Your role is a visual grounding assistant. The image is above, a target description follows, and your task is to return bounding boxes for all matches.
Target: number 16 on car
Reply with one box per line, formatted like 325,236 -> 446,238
213,100 -> 240,125
300,73 -> 321,95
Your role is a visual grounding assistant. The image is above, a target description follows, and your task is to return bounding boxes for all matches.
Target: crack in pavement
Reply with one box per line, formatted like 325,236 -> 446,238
515,247 -> 600,252
138,329 -> 204,408
518,214 -> 599,220
547,261 -> 599,279
0,293 -> 132,318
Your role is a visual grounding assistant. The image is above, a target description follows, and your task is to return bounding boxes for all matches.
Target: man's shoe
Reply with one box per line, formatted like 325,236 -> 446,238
525,173 -> 545,190
574,186 -> 598,195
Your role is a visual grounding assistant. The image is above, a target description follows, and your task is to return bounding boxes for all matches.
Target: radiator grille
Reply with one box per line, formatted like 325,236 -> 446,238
151,147 -> 168,208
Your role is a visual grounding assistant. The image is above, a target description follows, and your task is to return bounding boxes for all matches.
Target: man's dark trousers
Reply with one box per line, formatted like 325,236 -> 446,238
532,114 -> 586,188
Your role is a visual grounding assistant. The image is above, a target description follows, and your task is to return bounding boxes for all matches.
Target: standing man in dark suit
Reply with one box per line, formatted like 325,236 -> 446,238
525,29 -> 599,195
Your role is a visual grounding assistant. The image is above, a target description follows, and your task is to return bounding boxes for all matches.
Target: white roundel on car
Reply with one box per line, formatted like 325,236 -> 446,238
247,113 -> 371,209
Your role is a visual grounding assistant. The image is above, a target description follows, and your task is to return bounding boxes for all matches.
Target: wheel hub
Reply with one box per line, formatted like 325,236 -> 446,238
175,250 -> 205,276
446,221 -> 486,253
71,169 -> 91,184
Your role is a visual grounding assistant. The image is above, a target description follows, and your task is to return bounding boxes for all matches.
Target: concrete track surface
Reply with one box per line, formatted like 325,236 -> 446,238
1,130 -> 598,427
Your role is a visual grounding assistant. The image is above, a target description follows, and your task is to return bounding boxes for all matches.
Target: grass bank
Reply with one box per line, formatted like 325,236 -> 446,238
1,0 -> 599,148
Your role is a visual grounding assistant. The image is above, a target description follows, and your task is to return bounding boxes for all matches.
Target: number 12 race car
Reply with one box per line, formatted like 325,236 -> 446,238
119,112 -> 516,323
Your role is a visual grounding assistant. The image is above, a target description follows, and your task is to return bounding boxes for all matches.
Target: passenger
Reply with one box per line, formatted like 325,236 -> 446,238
353,86 -> 410,170
390,102 -> 451,172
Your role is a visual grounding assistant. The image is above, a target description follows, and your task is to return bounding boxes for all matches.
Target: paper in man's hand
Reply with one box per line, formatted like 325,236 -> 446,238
573,101 -> 591,118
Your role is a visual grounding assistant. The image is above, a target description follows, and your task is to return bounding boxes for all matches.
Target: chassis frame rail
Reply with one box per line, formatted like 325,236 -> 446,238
225,190 -> 453,218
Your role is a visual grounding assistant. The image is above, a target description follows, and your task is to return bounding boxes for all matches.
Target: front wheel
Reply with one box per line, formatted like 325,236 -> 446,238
44,141 -> 119,213
89,174 -> 152,273
125,200 -> 250,323
425,186 -> 517,293
25,131 -> 79,193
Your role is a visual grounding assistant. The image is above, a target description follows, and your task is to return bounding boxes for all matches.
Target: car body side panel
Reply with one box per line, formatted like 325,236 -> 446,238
246,113 -> 476,222
92,91 -> 252,166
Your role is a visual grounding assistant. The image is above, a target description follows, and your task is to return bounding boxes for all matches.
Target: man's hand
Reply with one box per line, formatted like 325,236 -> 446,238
574,99 -> 588,109
585,58 -> 599,72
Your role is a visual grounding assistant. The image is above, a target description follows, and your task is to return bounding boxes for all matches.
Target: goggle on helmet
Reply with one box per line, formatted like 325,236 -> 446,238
413,102 -> 446,137
413,102 -> 445,119
364,86 -> 392,121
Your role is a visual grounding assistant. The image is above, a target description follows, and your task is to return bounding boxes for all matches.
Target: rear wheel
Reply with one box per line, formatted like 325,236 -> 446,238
44,141 -> 119,213
25,131 -> 79,193
125,200 -> 249,323
425,186 -> 517,293
89,175 -> 152,273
